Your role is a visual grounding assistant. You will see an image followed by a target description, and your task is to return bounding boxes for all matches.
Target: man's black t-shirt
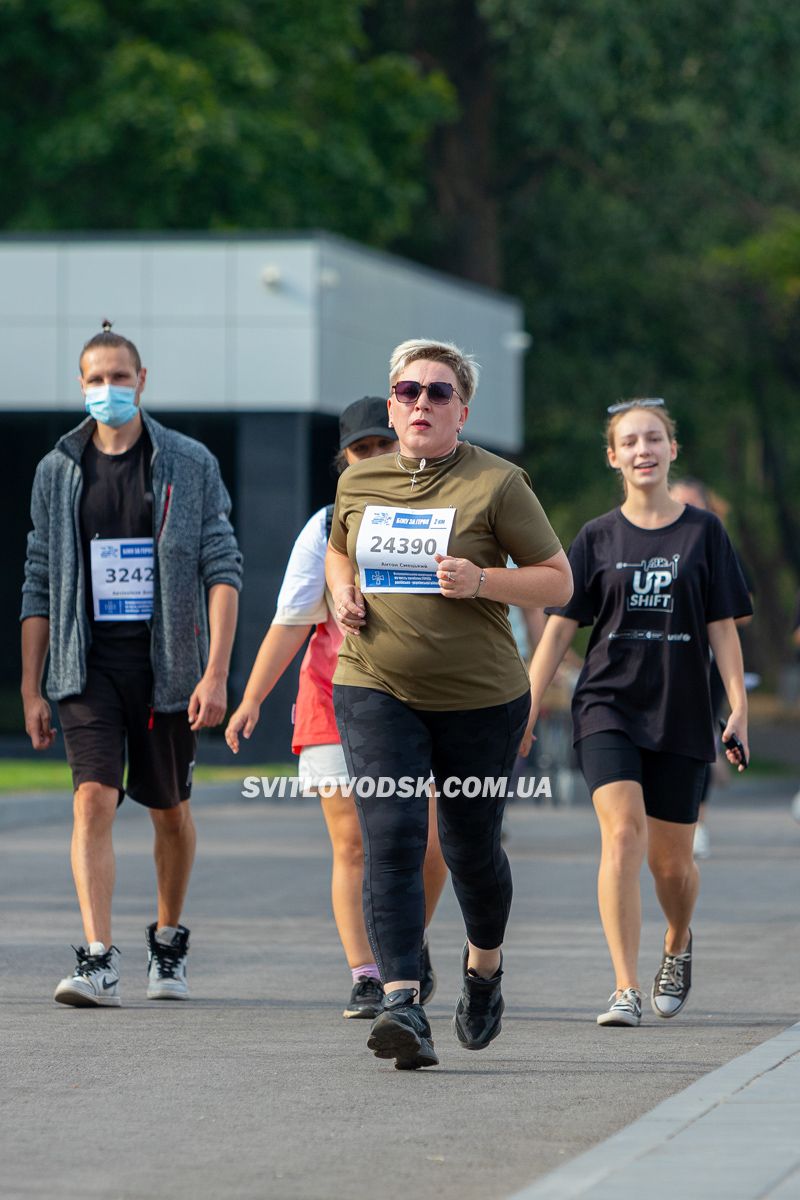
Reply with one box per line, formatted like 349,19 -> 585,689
80,429 -> 153,668
547,506 -> 752,761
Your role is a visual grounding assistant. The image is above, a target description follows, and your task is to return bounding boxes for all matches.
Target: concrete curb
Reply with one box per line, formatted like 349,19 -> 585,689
508,1021 -> 800,1199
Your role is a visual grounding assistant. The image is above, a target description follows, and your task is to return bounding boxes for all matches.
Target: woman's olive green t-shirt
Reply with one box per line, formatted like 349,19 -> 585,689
329,442 -> 562,711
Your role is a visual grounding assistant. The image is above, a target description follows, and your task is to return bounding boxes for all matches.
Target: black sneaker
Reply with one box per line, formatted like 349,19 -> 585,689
651,930 -> 692,1018
419,938 -> 437,1005
343,976 -> 385,1019
146,924 -> 190,1000
453,943 -> 504,1050
367,988 -> 439,1070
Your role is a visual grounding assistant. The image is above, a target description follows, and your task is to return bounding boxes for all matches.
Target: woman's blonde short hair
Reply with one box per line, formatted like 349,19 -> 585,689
389,339 -> 480,404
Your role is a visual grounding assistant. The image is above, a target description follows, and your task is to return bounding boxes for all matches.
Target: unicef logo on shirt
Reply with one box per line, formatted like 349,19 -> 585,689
617,554 -> 681,613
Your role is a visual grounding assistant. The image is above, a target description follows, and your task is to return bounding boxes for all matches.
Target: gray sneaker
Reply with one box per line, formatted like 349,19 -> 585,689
597,987 -> 642,1027
146,924 -> 190,1000
651,931 -> 692,1018
54,945 -> 121,1007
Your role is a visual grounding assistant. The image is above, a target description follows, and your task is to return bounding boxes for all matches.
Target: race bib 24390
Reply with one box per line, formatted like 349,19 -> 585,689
355,506 -> 455,593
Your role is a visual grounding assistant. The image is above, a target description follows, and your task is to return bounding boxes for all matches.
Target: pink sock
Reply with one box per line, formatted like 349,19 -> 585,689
351,964 -> 381,984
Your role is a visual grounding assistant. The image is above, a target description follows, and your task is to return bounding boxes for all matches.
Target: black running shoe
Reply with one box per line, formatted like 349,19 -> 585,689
343,975 -> 385,1019
419,938 -> 437,1006
453,942 -> 504,1050
367,988 -> 439,1070
651,930 -> 692,1018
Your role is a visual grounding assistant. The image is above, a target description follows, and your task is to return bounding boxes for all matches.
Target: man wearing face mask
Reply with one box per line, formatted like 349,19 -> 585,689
20,321 -> 243,1007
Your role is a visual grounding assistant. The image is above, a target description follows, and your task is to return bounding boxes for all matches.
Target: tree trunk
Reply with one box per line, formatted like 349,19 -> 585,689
406,0 -> 502,287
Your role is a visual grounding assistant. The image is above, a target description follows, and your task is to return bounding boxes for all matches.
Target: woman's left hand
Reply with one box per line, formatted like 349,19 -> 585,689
435,554 -> 482,599
720,712 -> 749,772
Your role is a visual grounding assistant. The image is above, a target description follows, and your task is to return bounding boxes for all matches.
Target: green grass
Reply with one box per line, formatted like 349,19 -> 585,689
0,760 -> 73,793
0,759 -> 294,794
0,755 -> 793,794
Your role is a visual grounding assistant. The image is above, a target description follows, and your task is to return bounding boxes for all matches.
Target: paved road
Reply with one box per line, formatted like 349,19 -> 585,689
1,781 -> 799,1200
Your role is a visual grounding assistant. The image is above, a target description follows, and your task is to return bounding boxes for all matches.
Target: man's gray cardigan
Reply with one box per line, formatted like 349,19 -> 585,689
21,411 -> 243,711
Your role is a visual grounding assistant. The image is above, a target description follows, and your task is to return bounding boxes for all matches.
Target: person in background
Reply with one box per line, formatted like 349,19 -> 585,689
21,322 -> 242,1007
505,578 -> 546,806
790,593 -> 800,824
226,396 -> 448,1019
670,478 -> 754,859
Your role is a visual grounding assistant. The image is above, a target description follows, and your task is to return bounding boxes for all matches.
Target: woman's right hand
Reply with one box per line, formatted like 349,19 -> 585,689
225,700 -> 261,754
334,584 -> 367,636
519,705 -> 539,758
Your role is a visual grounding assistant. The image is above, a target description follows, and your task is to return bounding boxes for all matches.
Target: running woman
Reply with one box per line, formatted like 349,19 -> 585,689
327,339 -> 571,1069
225,396 -> 448,1019
523,398 -> 751,1027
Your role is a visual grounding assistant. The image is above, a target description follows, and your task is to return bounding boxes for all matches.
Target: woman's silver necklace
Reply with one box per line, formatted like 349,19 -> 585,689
395,443 -> 458,488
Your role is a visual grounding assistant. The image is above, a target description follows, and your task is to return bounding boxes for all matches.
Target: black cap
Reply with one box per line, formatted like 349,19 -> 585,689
339,396 -> 396,450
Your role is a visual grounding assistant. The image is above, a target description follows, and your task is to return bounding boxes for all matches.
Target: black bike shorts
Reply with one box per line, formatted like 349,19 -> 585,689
575,730 -> 707,825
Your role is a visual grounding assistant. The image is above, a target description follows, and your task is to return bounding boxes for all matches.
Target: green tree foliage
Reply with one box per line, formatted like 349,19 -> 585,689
366,0 -> 800,675
2,0 -> 799,673
0,0 -> 454,243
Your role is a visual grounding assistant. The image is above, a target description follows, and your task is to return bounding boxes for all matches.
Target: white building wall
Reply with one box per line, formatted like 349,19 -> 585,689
0,234 -> 525,449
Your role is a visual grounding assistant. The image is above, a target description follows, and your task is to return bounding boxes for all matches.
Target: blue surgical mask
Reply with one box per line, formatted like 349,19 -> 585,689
84,385 -> 139,428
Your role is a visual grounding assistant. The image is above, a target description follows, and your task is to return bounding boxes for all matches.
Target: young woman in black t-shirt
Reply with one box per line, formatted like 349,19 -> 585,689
523,400 -> 751,1027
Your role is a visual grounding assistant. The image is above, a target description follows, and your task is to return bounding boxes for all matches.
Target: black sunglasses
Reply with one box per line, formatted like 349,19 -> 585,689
391,380 -> 462,405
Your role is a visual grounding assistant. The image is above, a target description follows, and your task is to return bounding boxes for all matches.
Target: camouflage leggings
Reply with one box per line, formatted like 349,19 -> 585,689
333,684 -> 531,983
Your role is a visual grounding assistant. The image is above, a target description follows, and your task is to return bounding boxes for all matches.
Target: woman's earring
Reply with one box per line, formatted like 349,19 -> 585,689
388,419 -> 393,428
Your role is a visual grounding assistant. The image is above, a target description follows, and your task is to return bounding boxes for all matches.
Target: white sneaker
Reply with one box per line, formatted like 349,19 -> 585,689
146,923 -> 190,1000
790,791 -> 800,824
693,822 -> 711,859
54,945 -> 121,1007
597,987 -> 642,1026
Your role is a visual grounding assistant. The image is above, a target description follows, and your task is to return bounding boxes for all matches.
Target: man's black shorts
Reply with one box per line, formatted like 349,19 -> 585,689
575,730 -> 707,825
58,665 -> 197,810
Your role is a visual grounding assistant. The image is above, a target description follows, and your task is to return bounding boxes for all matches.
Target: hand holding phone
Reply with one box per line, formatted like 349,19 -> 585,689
719,719 -> 748,770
